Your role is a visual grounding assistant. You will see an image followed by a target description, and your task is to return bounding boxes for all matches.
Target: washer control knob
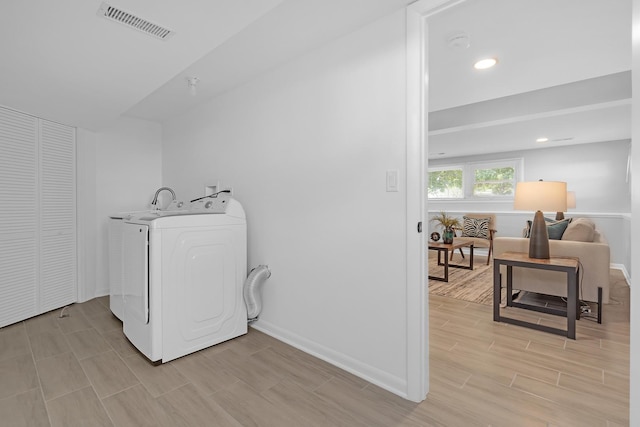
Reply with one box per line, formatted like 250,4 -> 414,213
205,201 -> 213,209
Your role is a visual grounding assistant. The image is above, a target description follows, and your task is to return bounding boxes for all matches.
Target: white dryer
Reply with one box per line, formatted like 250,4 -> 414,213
120,193 -> 247,363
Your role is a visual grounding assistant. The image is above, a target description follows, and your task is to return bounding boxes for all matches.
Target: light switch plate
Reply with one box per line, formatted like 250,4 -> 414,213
386,170 -> 399,192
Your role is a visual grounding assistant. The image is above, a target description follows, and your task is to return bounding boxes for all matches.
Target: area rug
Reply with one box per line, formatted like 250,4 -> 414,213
428,253 -> 496,305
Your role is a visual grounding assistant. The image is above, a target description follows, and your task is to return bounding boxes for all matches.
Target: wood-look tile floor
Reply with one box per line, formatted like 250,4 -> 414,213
0,279 -> 629,427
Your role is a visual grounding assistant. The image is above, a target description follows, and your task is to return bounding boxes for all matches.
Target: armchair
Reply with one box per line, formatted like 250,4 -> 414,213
451,213 -> 497,265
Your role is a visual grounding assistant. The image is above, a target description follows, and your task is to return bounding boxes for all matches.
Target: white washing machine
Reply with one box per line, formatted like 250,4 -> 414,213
119,193 -> 247,363
108,200 -> 187,321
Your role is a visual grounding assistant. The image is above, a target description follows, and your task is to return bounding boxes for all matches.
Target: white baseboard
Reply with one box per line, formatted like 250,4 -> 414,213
251,320 -> 407,398
611,263 -> 631,285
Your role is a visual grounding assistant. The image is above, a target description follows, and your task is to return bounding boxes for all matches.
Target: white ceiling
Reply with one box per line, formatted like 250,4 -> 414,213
126,0 -> 413,122
0,0 -> 412,130
0,0 -> 632,157
427,0 -> 632,158
0,0 -> 286,130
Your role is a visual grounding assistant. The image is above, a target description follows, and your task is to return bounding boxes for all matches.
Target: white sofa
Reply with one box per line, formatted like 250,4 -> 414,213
493,219 -> 610,305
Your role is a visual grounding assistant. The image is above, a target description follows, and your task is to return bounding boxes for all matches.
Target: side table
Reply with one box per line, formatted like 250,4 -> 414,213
493,251 -> 580,339
428,240 -> 474,282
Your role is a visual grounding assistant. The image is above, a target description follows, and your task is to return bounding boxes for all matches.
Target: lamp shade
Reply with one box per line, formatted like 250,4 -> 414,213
566,191 -> 576,209
514,181 -> 567,212
555,190 -> 576,220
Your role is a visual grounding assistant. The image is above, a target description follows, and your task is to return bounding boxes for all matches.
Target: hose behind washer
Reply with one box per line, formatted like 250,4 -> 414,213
243,265 -> 271,322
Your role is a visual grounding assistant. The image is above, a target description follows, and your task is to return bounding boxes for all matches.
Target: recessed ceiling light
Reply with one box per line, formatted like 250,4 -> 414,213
536,137 -> 549,143
474,58 -> 498,70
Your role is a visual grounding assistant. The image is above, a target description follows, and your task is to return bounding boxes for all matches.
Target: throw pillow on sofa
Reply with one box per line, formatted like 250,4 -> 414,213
524,217 -> 572,240
462,216 -> 490,239
562,218 -> 596,242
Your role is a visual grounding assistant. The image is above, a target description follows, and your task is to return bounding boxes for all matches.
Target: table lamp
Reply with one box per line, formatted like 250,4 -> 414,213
555,191 -> 576,220
514,180 -> 567,259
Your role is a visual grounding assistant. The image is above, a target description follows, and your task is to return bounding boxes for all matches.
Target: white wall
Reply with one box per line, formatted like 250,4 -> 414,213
77,116 -> 162,300
163,11 -> 409,394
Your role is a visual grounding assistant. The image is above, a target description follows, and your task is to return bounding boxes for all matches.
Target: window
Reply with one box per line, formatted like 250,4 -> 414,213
428,159 -> 522,200
471,162 -> 517,197
428,166 -> 463,199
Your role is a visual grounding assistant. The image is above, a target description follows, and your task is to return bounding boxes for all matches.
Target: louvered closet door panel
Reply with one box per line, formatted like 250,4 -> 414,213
40,233 -> 75,311
0,107 -> 38,326
0,108 -> 38,234
39,120 -> 76,311
0,239 -> 37,326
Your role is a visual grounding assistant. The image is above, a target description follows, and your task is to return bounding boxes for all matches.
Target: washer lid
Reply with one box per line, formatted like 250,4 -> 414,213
123,196 -> 245,225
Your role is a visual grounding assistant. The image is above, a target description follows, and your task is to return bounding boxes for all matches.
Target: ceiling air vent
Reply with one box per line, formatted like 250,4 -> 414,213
97,2 -> 175,41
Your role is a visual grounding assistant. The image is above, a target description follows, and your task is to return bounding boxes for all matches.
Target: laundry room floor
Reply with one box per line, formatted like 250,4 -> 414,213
0,288 -> 629,426
1,297 -> 420,426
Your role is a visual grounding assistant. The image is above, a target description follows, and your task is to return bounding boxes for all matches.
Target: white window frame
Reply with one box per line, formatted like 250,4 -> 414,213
427,164 -> 464,199
428,158 -> 523,201
467,158 -> 523,199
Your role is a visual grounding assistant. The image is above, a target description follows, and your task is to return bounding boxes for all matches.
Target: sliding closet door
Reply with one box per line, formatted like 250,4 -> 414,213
39,120 -> 76,312
0,108 -> 39,326
0,106 -> 76,327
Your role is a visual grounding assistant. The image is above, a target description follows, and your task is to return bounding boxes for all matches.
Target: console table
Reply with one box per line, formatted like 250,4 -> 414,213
428,240 -> 474,282
493,251 -> 580,339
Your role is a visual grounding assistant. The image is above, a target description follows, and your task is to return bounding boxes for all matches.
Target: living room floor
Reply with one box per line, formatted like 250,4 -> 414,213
0,280 -> 629,426
428,281 -> 629,426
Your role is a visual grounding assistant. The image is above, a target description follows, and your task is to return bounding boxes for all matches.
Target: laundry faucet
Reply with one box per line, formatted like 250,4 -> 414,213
151,187 -> 176,209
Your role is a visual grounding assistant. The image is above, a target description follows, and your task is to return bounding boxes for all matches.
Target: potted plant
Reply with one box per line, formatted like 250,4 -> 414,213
430,212 -> 461,244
